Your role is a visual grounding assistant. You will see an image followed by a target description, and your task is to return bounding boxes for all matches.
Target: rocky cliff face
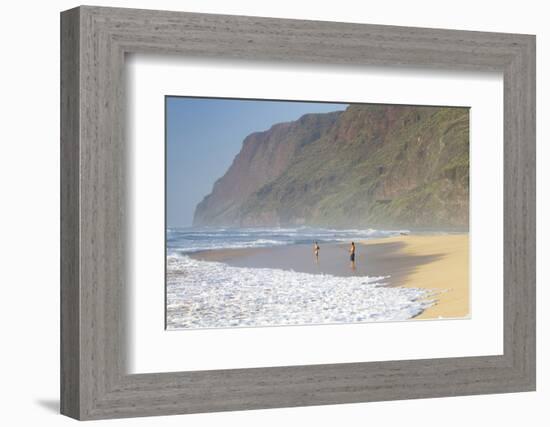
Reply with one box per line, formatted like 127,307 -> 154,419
193,104 -> 469,229
193,112 -> 341,226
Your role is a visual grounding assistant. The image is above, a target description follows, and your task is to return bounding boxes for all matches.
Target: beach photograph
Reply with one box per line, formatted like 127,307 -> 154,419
166,97 -> 470,329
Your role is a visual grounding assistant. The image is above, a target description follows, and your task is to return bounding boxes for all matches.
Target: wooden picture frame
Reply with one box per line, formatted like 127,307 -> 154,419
60,5 -> 536,420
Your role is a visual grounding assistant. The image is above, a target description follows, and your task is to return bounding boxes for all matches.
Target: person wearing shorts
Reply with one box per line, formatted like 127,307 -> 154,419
349,241 -> 356,266
313,241 -> 320,260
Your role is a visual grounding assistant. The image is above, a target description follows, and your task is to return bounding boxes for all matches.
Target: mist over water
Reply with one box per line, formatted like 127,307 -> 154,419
167,226 -> 409,255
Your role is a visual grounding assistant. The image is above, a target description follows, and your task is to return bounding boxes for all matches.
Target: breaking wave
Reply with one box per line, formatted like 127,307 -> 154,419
166,254 -> 434,330
167,226 -> 408,254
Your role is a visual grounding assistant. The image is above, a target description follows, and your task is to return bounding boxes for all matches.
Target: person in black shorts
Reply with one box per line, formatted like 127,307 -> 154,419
349,241 -> 356,270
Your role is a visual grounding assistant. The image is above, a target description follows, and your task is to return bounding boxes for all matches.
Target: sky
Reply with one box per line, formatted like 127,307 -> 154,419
166,97 -> 348,227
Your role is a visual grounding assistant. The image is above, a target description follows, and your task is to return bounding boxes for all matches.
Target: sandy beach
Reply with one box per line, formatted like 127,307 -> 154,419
190,233 -> 469,321
361,234 -> 469,319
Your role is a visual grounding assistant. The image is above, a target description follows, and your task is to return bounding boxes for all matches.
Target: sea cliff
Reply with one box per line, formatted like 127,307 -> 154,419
193,104 -> 469,229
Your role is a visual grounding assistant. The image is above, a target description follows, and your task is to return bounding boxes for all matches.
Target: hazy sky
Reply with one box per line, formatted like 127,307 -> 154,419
166,97 -> 348,228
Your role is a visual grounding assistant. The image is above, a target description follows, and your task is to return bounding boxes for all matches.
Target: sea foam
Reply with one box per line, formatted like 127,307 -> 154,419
166,255 -> 434,330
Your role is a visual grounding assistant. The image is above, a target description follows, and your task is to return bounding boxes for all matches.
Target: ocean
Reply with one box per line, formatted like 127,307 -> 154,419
166,226 -> 408,255
166,227 -> 435,329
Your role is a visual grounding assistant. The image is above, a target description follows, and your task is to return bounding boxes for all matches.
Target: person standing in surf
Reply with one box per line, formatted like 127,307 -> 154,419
313,241 -> 320,261
349,241 -> 356,271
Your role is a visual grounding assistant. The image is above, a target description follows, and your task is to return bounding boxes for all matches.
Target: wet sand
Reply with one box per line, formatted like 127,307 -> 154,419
190,233 -> 470,320
191,241 -> 439,281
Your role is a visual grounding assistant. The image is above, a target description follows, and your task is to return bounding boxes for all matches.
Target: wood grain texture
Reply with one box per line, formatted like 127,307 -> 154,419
60,7 -> 80,419
60,5 -> 536,420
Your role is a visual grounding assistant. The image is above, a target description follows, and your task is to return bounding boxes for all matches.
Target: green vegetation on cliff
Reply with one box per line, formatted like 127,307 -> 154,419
193,104 -> 469,229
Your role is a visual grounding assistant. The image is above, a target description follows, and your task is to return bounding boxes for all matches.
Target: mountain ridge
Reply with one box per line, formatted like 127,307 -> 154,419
193,104 -> 469,229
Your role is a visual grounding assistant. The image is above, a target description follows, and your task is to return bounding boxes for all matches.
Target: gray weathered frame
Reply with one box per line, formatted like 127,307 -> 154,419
60,5 -> 536,420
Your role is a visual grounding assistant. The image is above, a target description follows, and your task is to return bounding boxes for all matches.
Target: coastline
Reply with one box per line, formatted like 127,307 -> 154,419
361,234 -> 469,319
190,242 -> 416,278
189,233 -> 470,321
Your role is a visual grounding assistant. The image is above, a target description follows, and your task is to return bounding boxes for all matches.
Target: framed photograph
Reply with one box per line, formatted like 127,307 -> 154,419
60,6 -> 536,420
165,97 -> 470,330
